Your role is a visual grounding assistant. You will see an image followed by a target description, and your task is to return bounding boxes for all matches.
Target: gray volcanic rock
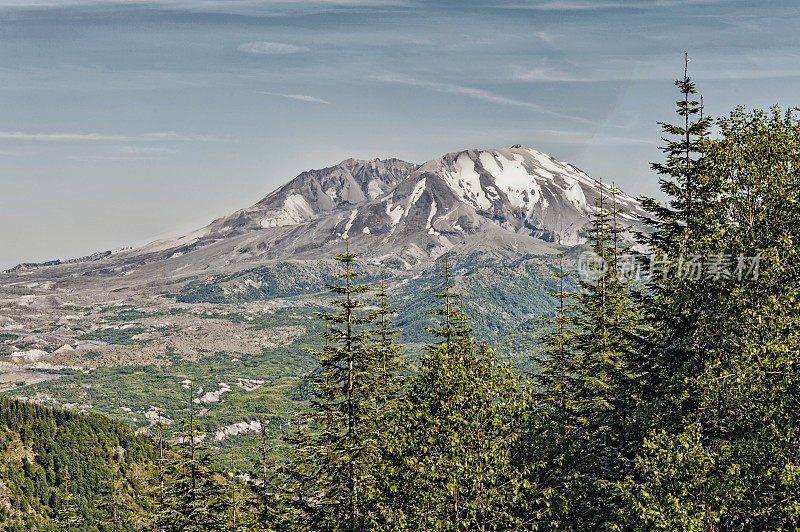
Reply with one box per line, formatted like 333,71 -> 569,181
363,144 -> 647,246
207,157 -> 418,232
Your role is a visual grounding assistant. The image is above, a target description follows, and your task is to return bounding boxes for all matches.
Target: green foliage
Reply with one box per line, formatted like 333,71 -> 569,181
154,383 -> 230,531
173,262 -> 345,303
0,396 -> 157,530
78,327 -> 148,346
626,104 -> 800,530
364,257 -> 531,531
271,243 -> 405,532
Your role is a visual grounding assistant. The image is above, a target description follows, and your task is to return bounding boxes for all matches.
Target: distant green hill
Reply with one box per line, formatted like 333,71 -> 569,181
0,397 -> 157,530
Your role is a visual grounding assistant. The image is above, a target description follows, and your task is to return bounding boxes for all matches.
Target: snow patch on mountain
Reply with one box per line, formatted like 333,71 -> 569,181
342,209 -> 358,239
426,200 -> 439,235
386,202 -> 403,227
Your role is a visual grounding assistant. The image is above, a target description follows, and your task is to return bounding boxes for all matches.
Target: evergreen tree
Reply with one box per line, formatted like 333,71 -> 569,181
522,254 -> 580,526
227,443 -> 241,532
634,53 -> 719,428
370,254 -> 530,531
642,53 -> 716,243
525,182 -> 639,530
56,464 -> 82,531
250,426 -> 284,531
630,106 -> 800,530
372,271 -> 405,402
149,402 -> 169,528
99,468 -> 134,531
367,271 -> 406,442
534,254 -> 577,418
277,241 -> 380,531
569,183 -> 638,528
157,382 -> 229,531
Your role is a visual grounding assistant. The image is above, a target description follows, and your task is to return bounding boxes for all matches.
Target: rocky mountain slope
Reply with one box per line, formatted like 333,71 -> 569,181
4,144 -> 646,283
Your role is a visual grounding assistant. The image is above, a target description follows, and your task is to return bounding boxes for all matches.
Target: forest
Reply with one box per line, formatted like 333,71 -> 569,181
3,69 -> 800,531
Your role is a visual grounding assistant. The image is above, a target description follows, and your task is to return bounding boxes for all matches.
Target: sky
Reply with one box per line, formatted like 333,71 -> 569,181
1,0 -> 798,269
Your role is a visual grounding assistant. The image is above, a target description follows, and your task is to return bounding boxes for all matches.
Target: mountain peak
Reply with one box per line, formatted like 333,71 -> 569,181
10,144 -> 648,274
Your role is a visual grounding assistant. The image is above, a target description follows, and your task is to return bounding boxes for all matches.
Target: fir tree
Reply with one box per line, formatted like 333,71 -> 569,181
157,382 -> 229,531
251,426 -> 285,531
527,182 -> 639,530
634,54 -> 719,428
569,182 -> 638,528
150,402 -> 169,528
368,271 -> 406,434
522,254 -> 580,525
99,467 -> 134,532
278,241 -> 380,532
227,443 -> 240,532
370,254 -> 531,531
373,271 -> 405,390
56,463 -> 82,531
631,106 -> 800,530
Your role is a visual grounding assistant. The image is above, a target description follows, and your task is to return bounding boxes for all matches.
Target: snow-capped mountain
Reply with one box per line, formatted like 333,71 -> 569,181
5,145 -> 647,278
329,145 -> 646,251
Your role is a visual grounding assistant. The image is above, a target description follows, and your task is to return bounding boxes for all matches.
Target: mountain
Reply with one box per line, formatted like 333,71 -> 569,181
140,144 -> 645,268
140,157 -> 418,254
0,144 -> 648,464
317,145 -> 647,264
6,145 -> 644,281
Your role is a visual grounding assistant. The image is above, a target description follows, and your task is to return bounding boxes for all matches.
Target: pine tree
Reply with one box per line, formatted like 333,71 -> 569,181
150,402 -> 169,528
534,254 -> 577,417
526,182 -> 639,530
427,252 -> 470,346
278,241 -> 380,532
634,53 -> 719,426
251,426 -> 286,531
228,443 -> 239,532
56,464 -> 82,531
157,381 -> 229,531
358,271 -> 406,525
99,467 -> 134,532
371,253 -> 531,531
630,105 -> 800,529
643,53 -> 715,243
570,182 -> 638,528
372,271 -> 405,401
522,254 -> 580,525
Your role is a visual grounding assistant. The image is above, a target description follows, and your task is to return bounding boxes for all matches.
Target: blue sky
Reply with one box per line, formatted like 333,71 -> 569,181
1,0 -> 798,268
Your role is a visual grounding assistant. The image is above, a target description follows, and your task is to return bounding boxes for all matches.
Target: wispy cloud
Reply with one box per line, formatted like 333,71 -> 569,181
511,52 -> 800,83
0,131 -> 225,142
499,0 -> 732,11
238,41 -> 309,55
259,91 -> 330,104
511,65 -> 600,83
120,146 -> 178,154
373,74 -> 593,124
68,155 -> 167,162
536,128 -> 658,146
0,0 -> 408,11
